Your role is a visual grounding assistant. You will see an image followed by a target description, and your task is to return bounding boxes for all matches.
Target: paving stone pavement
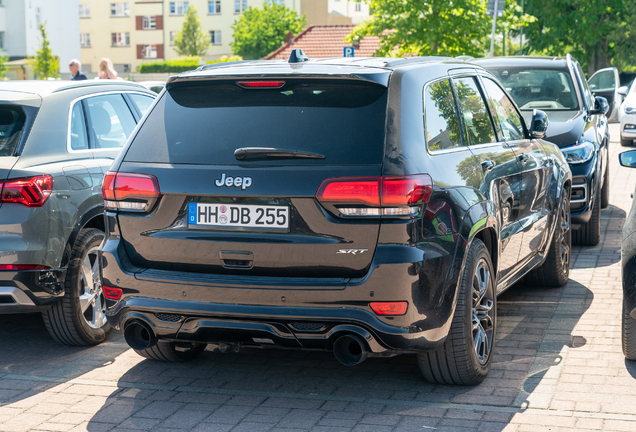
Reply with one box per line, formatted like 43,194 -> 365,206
0,123 -> 634,431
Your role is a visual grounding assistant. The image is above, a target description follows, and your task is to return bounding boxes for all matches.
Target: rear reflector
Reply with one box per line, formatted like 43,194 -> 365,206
237,80 -> 285,89
370,302 -> 408,316
102,172 -> 161,212
316,174 -> 432,216
0,175 -> 53,207
0,264 -> 51,271
103,286 -> 123,300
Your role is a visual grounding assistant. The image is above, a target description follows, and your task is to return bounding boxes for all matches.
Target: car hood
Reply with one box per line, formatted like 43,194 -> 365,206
623,92 -> 636,108
522,110 -> 585,148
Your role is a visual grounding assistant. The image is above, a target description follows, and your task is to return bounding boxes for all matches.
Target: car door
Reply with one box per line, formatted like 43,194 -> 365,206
588,67 -> 620,121
480,75 -> 551,265
450,74 -> 525,284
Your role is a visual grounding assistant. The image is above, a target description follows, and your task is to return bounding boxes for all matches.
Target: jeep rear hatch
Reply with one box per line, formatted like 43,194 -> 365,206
114,78 -> 389,279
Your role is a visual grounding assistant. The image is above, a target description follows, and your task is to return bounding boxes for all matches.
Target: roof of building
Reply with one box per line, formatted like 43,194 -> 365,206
263,25 -> 382,60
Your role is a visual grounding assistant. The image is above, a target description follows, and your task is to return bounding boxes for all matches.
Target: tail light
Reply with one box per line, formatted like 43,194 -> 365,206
370,302 -> 408,315
102,171 -> 161,212
316,174 -> 432,217
0,175 -> 53,207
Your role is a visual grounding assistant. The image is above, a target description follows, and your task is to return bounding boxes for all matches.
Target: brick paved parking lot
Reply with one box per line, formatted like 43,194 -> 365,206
1,124 -> 634,432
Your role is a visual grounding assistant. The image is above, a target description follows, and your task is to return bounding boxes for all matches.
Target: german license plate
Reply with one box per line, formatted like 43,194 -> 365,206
188,203 -> 289,229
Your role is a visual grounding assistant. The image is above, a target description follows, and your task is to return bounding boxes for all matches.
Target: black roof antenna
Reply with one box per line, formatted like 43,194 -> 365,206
288,48 -> 309,63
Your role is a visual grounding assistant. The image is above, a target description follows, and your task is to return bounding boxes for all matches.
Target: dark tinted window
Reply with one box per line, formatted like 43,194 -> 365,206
0,106 -> 26,156
482,78 -> 525,141
453,77 -> 496,146
125,80 -> 388,165
424,79 -> 463,151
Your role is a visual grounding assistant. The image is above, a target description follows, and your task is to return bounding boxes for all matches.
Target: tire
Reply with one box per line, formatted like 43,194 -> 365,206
417,238 -> 496,385
601,165 -> 610,209
622,296 -> 636,360
134,341 -> 206,362
572,184 -> 601,246
42,228 -> 111,346
525,188 -> 571,288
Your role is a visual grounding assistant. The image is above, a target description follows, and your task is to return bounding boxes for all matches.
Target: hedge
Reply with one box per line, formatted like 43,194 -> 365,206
138,56 -> 243,73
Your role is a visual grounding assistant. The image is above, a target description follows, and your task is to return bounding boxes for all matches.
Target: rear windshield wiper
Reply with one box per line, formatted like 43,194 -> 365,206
234,147 -> 325,161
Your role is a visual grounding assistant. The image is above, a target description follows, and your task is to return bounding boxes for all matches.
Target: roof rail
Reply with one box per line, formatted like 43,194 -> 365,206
196,60 -> 267,71
51,80 -> 146,93
382,56 -> 454,68
455,55 -> 475,61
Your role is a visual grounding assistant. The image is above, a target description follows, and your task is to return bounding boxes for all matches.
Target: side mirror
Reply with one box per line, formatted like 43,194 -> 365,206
591,96 -> 610,115
620,150 -> 636,168
530,109 -> 548,139
619,86 -> 629,97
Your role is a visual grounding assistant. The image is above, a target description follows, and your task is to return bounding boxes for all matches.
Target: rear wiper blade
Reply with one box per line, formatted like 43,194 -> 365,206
234,147 -> 325,161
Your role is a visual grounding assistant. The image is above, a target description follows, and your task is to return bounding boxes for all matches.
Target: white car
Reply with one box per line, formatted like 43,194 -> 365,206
619,81 -> 636,146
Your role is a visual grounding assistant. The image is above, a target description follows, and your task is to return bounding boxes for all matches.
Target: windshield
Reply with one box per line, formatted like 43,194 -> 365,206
486,67 -> 579,111
125,79 -> 388,165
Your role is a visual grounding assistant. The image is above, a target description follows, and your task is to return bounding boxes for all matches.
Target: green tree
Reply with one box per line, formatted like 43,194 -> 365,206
231,3 -> 306,59
0,55 -> 8,79
30,23 -> 59,79
524,0 -> 634,74
173,6 -> 210,57
346,0 -> 534,58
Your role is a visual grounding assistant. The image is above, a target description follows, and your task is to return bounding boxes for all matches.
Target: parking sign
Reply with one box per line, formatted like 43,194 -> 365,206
343,46 -> 355,57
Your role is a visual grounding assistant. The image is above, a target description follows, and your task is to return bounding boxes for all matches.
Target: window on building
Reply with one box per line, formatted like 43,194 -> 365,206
0,32 -> 4,50
80,33 -> 91,48
355,2 -> 361,12
234,0 -> 247,13
210,30 -> 222,45
111,32 -> 130,47
170,1 -> 189,15
142,45 -> 158,59
267,0 -> 284,5
208,0 -> 221,14
142,16 -> 156,30
170,31 -> 176,46
110,3 -> 130,17
79,4 -> 90,18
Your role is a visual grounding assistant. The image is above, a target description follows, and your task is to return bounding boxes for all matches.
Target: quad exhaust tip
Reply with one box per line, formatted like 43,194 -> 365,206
124,321 -> 157,351
333,334 -> 369,366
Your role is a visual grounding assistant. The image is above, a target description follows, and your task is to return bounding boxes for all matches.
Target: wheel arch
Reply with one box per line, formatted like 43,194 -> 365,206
60,204 -> 105,269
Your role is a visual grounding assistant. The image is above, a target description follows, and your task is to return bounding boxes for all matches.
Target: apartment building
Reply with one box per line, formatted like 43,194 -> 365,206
0,0 -> 80,79
328,0 -> 370,24
80,0 -> 354,74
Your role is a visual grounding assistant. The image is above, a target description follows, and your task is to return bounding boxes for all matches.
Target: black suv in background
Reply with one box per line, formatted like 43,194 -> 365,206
102,52 -> 572,385
474,55 -> 610,246
0,81 -> 155,345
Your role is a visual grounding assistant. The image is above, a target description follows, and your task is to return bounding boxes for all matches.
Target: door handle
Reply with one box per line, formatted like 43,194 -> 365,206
517,153 -> 529,162
481,160 -> 495,170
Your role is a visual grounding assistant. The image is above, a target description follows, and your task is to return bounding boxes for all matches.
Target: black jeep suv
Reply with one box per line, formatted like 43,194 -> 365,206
101,52 -> 572,385
474,55 -> 610,246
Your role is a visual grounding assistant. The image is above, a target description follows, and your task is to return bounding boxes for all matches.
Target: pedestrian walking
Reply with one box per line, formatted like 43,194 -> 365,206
69,59 -> 87,81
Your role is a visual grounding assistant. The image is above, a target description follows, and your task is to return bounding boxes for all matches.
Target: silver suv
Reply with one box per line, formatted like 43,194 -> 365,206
0,80 -> 155,345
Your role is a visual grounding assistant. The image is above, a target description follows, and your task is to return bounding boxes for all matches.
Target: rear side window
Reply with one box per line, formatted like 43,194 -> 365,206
70,103 -> 88,150
124,80 -> 388,165
0,107 -> 26,156
85,94 -> 137,149
424,79 -> 463,151
452,77 -> 496,146
129,93 -> 155,116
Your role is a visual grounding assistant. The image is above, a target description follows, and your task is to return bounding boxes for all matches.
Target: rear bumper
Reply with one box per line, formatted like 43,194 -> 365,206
0,269 -> 66,314
102,234 -> 462,354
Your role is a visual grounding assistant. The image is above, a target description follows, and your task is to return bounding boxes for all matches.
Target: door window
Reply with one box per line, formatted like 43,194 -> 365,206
424,79 -> 463,151
589,69 -> 616,92
69,103 -> 88,150
452,77 -> 496,146
482,78 -> 526,141
85,94 -> 137,149
129,94 -> 155,116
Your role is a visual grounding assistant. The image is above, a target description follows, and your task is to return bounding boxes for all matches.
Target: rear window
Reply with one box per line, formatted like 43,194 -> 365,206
0,107 -> 26,156
124,79 -> 388,165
